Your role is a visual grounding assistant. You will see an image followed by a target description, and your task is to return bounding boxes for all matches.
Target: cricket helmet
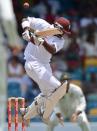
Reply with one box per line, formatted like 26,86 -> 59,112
54,17 -> 71,35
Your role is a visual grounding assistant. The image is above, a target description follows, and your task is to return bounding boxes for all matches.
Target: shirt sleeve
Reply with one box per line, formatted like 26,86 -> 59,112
54,40 -> 64,52
21,17 -> 38,28
21,17 -> 31,29
46,37 -> 65,53
69,84 -> 86,112
76,96 -> 86,112
27,17 -> 37,25
22,17 -> 51,31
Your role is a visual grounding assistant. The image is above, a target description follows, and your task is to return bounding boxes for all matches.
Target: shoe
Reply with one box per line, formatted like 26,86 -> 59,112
20,108 -> 30,127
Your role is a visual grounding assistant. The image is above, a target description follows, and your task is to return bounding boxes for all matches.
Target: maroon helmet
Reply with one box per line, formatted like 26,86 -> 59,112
54,17 -> 71,35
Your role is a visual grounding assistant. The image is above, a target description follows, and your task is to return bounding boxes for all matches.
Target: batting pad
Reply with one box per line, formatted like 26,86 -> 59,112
43,82 -> 67,120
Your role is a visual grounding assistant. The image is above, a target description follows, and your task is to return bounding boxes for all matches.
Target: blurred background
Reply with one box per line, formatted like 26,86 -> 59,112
0,0 -> 97,130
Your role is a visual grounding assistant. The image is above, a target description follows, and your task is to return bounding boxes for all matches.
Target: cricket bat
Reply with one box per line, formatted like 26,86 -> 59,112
43,82 -> 67,120
30,28 -> 63,37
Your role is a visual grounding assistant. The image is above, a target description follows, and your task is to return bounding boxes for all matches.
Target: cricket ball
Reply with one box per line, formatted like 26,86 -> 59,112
23,2 -> 30,9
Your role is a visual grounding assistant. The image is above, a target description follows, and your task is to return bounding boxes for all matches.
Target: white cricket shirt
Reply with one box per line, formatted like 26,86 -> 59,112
23,17 -> 65,64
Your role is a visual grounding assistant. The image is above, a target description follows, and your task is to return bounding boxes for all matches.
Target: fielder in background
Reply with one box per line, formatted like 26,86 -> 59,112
20,16 -> 71,124
47,76 -> 91,131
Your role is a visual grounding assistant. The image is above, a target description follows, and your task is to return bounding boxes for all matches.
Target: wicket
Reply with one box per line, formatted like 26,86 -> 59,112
8,97 -> 25,131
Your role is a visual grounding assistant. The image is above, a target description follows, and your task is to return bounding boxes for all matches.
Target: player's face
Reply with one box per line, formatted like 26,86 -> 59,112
54,22 -> 64,30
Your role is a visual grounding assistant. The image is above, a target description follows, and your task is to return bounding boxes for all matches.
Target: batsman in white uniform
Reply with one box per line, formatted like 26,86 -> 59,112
47,81 -> 91,131
20,17 -> 71,123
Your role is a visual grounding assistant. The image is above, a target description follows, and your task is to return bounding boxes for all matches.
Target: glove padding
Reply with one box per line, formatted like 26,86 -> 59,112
22,30 -> 44,46
31,32 -> 44,46
33,36 -> 44,46
22,30 -> 31,41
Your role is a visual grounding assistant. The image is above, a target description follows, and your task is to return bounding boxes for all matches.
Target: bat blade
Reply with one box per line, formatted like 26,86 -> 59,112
34,28 -> 63,37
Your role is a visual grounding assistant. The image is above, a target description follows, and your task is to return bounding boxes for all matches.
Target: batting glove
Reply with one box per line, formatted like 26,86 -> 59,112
36,37 -> 44,46
33,35 -> 44,46
22,30 -> 31,41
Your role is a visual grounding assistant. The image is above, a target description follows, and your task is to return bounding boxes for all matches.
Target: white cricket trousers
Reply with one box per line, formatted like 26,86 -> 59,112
25,60 -> 61,96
